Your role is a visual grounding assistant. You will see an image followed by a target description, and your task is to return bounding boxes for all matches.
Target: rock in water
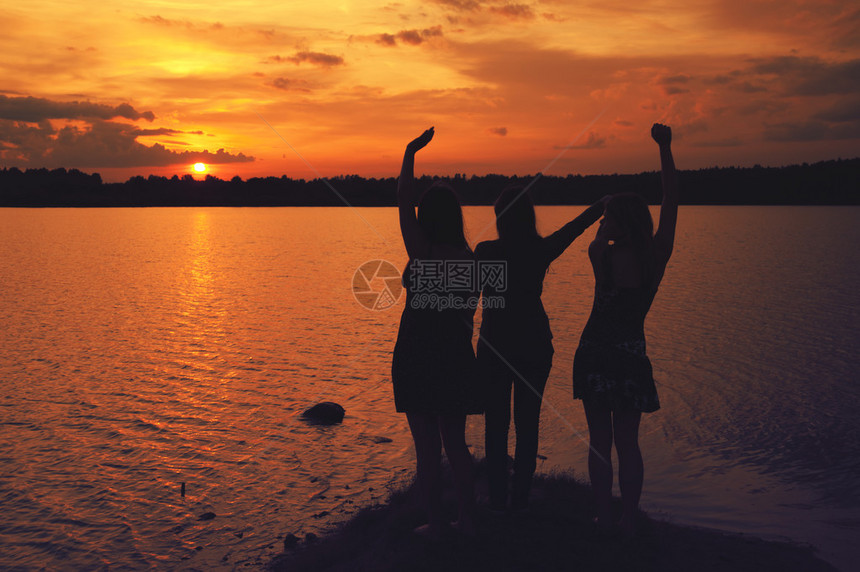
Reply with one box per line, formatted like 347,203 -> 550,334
301,402 -> 345,425
283,533 -> 299,549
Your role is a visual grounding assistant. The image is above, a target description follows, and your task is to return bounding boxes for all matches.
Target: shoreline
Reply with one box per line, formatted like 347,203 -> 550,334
267,464 -> 838,572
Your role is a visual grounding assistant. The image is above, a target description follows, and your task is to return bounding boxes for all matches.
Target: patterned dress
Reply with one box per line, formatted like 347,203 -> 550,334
573,277 -> 661,413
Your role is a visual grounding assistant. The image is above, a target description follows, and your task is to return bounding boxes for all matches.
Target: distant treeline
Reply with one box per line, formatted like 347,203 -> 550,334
1,158 -> 858,207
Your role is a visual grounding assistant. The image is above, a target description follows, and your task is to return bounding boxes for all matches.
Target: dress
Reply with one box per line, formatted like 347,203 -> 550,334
391,256 -> 481,414
573,267 -> 661,413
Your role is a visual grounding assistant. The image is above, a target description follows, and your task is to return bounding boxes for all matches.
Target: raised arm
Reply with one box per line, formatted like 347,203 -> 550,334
651,123 -> 678,268
543,195 -> 612,262
397,127 -> 434,259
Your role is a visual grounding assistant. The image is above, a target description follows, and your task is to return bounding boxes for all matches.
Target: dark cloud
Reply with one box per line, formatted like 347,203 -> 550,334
750,56 -> 860,96
488,126 -> 507,136
431,0 -> 481,11
663,86 -> 690,95
659,74 -> 692,95
734,81 -> 767,93
0,95 -> 155,122
813,99 -> 860,122
0,103 -> 253,168
135,128 -> 205,136
762,120 -> 851,142
564,132 -> 606,150
706,75 -> 733,85
490,4 -> 535,20
676,120 -> 709,137
706,1 -> 860,51
377,33 -> 397,46
398,30 -> 425,45
736,100 -> 788,116
659,74 -> 692,84
767,123 -> 811,142
268,51 -> 344,67
377,26 -> 444,46
690,137 -> 743,148
269,77 -> 312,91
542,13 -> 565,22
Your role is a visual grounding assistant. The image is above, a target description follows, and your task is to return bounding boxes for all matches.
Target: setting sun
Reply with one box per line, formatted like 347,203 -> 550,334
193,162 -> 207,173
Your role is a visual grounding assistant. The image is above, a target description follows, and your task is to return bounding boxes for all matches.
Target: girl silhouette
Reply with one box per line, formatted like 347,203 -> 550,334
476,187 -> 609,512
392,127 -> 480,537
573,123 -> 678,536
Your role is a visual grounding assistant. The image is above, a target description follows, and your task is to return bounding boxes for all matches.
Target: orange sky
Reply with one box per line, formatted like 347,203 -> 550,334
1,0 -> 858,182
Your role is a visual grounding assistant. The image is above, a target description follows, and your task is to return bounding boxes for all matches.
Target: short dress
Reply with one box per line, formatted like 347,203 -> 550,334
573,279 -> 661,413
391,257 -> 482,415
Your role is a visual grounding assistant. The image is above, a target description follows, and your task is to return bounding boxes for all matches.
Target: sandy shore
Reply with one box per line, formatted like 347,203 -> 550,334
268,463 -> 837,572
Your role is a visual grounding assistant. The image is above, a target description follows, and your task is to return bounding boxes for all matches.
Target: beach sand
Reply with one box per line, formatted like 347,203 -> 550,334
268,462 -> 837,572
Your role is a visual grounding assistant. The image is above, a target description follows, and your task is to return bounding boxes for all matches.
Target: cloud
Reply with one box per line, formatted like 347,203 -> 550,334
268,51 -> 345,67
563,132 -> 606,149
138,15 -> 186,27
749,56 -> 860,96
690,137 -> 743,148
0,96 -> 253,168
488,126 -> 507,136
489,4 -> 535,20
269,77 -> 312,92
431,0 -> 481,11
663,86 -> 690,95
138,14 -> 230,32
400,26 -> 444,45
658,74 -> 692,95
377,33 -> 397,46
764,120 -> 860,142
135,127 -> 205,136
705,1 -> 860,51
706,75 -> 734,85
377,26 -> 444,46
0,95 -> 155,122
813,99 -> 860,122
659,74 -> 692,85
734,81 -> 767,93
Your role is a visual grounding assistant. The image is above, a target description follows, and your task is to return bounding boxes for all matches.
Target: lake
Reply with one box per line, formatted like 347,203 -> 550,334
0,206 -> 858,571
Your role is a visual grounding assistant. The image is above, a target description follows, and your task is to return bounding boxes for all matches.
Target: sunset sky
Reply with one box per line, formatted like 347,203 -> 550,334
1,0 -> 858,182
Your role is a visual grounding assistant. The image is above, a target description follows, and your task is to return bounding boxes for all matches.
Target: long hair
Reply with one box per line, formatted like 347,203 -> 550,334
494,186 -> 540,243
417,182 -> 469,250
605,192 -> 657,285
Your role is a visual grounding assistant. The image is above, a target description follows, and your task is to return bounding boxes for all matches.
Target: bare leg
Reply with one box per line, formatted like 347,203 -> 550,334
484,386 -> 512,508
511,360 -> 550,510
583,401 -> 613,529
407,412 -> 444,536
613,409 -> 642,535
439,414 -> 477,535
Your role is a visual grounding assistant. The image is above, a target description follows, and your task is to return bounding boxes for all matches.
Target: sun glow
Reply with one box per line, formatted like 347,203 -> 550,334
193,162 -> 207,173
